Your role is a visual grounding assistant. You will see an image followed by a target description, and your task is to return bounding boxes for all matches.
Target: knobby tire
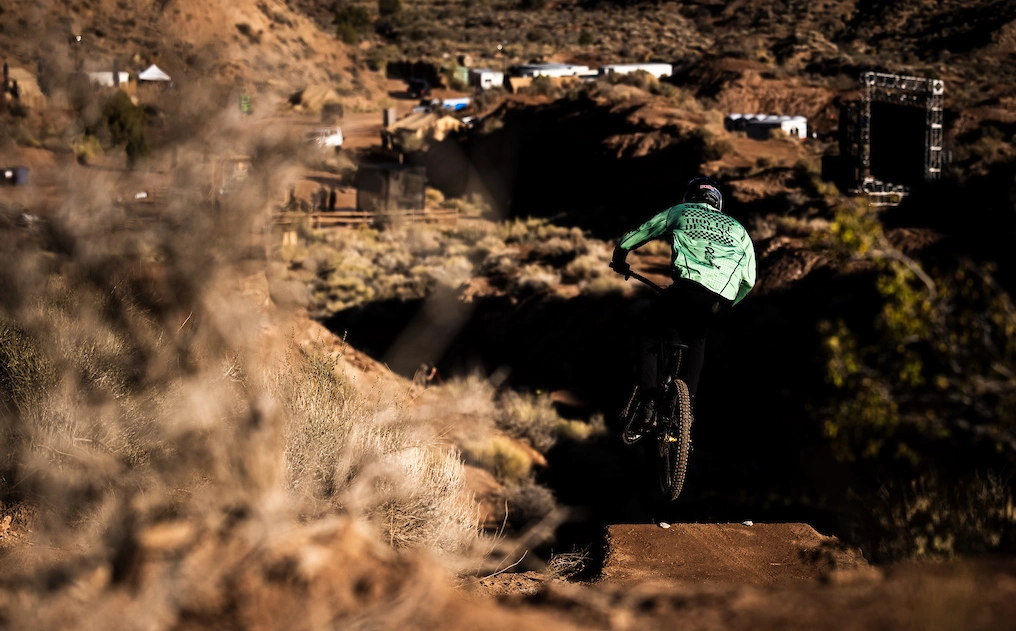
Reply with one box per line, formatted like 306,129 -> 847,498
659,379 -> 692,502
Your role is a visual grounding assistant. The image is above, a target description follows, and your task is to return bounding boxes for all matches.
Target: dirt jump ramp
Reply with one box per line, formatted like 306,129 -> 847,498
601,523 -> 869,587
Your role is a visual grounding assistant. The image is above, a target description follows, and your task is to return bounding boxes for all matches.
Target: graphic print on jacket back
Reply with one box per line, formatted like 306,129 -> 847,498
676,206 -> 740,270
617,202 -> 756,305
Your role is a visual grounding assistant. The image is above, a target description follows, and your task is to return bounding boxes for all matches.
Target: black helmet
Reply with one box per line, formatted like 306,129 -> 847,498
683,176 -> 723,212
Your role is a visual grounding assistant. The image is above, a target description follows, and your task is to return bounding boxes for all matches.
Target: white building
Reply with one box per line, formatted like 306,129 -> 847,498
725,114 -> 809,140
469,68 -> 505,90
598,63 -> 673,79
87,71 -> 130,87
513,63 -> 593,78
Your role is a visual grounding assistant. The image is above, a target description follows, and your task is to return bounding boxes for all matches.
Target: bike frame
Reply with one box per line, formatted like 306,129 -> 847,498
618,265 -> 695,501
619,268 -> 687,387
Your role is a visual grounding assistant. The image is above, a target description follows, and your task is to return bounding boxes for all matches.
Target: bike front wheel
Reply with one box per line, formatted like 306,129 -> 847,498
658,379 -> 693,502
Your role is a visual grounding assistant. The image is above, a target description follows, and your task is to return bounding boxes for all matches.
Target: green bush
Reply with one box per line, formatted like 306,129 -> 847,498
102,90 -> 148,167
335,5 -> 371,44
378,0 -> 401,16
524,75 -> 561,99
72,133 -> 103,165
862,474 -> 1016,561
817,202 -> 1016,559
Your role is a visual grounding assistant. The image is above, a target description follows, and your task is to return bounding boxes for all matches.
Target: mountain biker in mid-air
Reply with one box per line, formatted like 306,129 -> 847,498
609,176 -> 756,426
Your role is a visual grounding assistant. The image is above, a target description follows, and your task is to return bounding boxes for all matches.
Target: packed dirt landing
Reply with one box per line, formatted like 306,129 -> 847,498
601,523 -> 871,588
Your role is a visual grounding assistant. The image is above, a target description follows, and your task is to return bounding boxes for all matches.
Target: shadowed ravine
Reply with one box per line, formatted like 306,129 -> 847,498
321,266 -> 869,564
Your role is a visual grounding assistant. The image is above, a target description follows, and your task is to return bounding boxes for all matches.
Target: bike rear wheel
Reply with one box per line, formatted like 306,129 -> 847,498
658,379 -> 693,502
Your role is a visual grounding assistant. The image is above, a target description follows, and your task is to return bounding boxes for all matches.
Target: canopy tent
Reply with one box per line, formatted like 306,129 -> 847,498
137,65 -> 171,81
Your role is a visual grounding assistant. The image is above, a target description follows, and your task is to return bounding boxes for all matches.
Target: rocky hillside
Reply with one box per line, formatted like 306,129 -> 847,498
0,0 -> 382,97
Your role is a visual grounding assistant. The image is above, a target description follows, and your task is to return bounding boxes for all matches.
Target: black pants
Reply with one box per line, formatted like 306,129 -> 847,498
637,279 -> 730,400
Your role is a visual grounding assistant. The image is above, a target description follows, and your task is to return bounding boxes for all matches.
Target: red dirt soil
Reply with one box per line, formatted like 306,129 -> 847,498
601,522 -> 870,587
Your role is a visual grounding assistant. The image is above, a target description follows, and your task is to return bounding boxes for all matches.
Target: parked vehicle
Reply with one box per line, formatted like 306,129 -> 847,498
411,98 -> 472,114
407,78 -> 431,98
303,127 -> 344,151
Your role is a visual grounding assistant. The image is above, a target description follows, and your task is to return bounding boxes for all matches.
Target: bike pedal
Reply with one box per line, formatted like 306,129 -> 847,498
621,430 -> 645,445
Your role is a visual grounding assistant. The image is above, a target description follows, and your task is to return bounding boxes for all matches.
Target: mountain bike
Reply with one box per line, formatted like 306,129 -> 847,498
614,268 -> 694,502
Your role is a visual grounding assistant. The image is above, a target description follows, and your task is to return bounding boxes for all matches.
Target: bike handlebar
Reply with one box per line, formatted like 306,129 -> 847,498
626,270 -> 665,293
610,262 -> 665,293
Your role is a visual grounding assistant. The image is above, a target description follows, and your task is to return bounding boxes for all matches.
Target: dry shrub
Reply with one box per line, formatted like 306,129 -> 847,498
529,236 -> 587,265
511,264 -> 560,295
480,249 -> 520,277
505,481 -> 557,528
272,342 -> 477,554
562,240 -> 612,283
522,75 -> 563,99
425,376 -> 567,533
866,474 -> 1016,562
425,377 -> 521,480
497,389 -> 568,452
445,193 -> 492,217
437,374 -> 500,419
463,435 -> 534,485
0,90 -> 482,628
583,274 -> 628,295
749,214 -> 779,241
603,69 -> 660,93
496,390 -> 604,451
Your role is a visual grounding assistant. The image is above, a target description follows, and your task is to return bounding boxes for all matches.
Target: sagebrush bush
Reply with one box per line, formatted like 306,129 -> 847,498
505,480 -> 557,528
864,474 -> 1016,561
496,390 -> 605,452
463,434 -> 533,484
497,390 -> 566,452
512,264 -> 560,295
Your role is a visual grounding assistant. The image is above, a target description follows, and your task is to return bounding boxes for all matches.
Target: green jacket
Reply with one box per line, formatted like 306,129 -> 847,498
617,202 -> 757,305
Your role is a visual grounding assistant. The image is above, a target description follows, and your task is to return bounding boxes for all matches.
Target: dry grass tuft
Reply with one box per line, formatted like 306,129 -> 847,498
271,341 -> 478,554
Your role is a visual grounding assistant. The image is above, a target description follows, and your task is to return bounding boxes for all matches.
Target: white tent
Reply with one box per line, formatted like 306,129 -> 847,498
137,65 -> 171,82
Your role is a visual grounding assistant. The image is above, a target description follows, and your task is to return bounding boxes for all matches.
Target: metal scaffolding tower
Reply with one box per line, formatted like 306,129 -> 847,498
856,72 -> 945,205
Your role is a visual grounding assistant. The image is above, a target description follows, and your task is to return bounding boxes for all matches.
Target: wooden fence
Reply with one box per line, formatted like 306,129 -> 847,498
273,208 -> 461,228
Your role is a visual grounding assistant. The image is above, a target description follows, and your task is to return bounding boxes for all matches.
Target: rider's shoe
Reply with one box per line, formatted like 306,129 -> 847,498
622,398 -> 654,445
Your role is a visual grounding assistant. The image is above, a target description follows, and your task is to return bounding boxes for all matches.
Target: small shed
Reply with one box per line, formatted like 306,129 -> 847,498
725,114 -> 808,140
513,63 -> 591,78
355,163 -> 426,212
598,63 -> 673,79
87,71 -> 131,87
469,68 -> 505,90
